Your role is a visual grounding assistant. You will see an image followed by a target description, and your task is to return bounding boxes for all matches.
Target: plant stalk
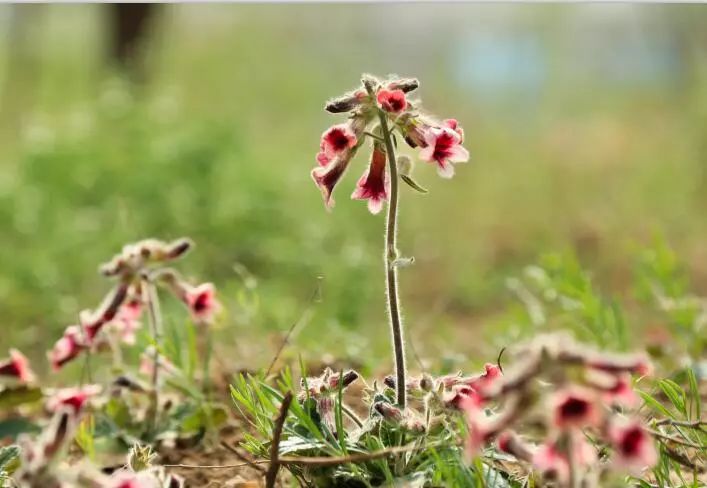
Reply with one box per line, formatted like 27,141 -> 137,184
144,279 -> 163,437
376,108 -> 407,408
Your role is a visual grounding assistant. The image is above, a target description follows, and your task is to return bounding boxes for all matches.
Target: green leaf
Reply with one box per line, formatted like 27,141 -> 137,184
0,445 -> 21,473
0,386 -> 42,409
638,391 -> 674,418
400,174 -> 428,194
0,418 -> 40,439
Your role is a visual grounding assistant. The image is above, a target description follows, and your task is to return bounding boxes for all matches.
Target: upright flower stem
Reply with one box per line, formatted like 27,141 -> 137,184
376,108 -> 407,408
144,279 -> 163,437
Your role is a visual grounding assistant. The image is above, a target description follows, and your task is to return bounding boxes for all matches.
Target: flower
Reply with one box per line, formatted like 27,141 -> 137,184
444,384 -> 481,410
376,88 -> 407,113
551,387 -> 601,430
443,118 -> 464,142
532,442 -> 570,483
462,363 -> 502,398
0,349 -> 36,383
48,325 -> 86,371
46,385 -> 101,414
109,470 -> 161,488
419,126 -> 469,178
351,142 -> 389,214
312,153 -> 355,209
316,123 -> 358,166
609,420 -> 657,472
183,282 -> 221,324
105,299 -> 143,345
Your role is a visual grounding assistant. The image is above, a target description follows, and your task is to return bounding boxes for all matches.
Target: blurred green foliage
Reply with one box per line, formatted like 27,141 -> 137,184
0,4 -> 706,377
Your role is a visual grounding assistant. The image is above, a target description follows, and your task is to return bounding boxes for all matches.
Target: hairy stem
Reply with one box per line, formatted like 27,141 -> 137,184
377,108 -> 407,408
144,279 -> 163,437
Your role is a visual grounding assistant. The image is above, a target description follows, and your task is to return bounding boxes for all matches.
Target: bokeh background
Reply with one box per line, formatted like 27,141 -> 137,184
1,4 -> 706,379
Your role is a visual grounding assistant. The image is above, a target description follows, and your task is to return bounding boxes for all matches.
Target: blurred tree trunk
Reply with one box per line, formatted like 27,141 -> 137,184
108,3 -> 158,82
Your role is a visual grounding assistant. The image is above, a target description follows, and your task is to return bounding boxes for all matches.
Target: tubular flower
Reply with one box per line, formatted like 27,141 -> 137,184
316,123 -> 358,167
46,385 -> 101,414
0,349 -> 36,383
376,88 -> 407,114
105,299 -> 144,345
462,363 -> 502,398
48,325 -> 86,371
419,126 -> 470,178
551,387 -> 601,430
182,282 -> 221,324
608,420 -> 657,472
351,142 -> 389,214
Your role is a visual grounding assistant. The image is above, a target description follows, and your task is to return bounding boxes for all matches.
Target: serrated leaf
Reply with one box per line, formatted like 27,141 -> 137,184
400,174 -> 428,193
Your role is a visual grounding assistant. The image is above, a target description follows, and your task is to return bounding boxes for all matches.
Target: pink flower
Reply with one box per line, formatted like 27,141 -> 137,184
444,384 -> 481,410
587,370 -> 638,408
463,399 -> 492,456
109,470 -> 160,488
419,126 -> 469,178
0,349 -> 36,383
312,154 -> 354,209
46,384 -> 101,414
351,143 -> 389,214
609,420 -> 657,472
316,123 -> 358,166
106,299 -> 143,345
376,88 -> 407,114
532,442 -> 570,483
551,387 -> 601,430
462,363 -> 502,398
48,325 -> 86,371
443,118 -> 464,142
183,282 -> 220,324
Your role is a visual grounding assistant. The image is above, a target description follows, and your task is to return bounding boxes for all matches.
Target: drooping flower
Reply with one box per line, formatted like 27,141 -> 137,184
551,387 -> 601,430
532,442 -> 570,483
0,349 -> 36,383
608,420 -> 657,472
376,88 -> 407,114
316,123 -> 358,166
312,153 -> 355,209
419,126 -> 470,178
48,325 -> 86,371
46,384 -> 101,414
351,142 -> 389,214
182,282 -> 221,324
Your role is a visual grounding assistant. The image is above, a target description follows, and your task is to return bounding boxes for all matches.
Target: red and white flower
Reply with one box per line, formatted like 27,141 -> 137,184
351,143 -> 389,214
108,470 -> 161,488
376,88 -> 407,114
105,299 -> 143,345
551,387 -> 601,430
312,153 -> 355,209
419,126 -> 469,178
316,123 -> 358,167
48,325 -> 86,371
462,363 -> 502,398
608,420 -> 657,472
443,118 -> 464,142
46,384 -> 101,414
0,349 -> 36,383
183,282 -> 221,324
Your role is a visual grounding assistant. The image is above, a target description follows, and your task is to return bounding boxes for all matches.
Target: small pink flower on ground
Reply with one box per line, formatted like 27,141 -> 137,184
317,123 -> 358,166
533,442 -> 569,483
551,387 -> 601,430
609,420 -> 657,473
48,325 -> 86,371
419,126 -> 469,178
444,384 -> 481,410
109,470 -> 160,488
46,384 -> 101,414
184,282 -> 221,324
351,143 -> 389,214
463,362 -> 502,397
0,349 -> 36,383
376,88 -> 407,114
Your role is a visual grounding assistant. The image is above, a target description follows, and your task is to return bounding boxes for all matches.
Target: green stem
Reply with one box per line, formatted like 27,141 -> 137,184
376,108 -> 407,409
144,279 -> 163,438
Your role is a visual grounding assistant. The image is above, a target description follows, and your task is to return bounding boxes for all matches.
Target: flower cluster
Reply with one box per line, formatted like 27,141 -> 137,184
47,238 -> 221,371
299,368 -> 360,435
311,74 -> 469,214
457,335 -> 657,486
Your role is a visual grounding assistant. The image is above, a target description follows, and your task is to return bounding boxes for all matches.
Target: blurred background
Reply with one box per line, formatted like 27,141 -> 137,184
0,4 -> 705,379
